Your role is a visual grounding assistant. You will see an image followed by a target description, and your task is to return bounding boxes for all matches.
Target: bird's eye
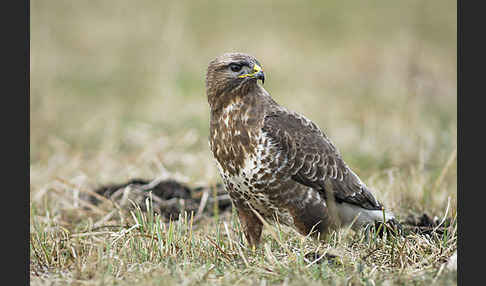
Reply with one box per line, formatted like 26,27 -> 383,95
229,64 -> 242,72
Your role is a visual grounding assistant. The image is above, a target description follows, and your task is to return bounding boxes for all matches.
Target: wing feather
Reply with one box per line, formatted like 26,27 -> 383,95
262,109 -> 382,210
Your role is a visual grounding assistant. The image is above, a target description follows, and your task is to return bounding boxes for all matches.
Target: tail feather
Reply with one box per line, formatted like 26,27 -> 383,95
335,201 -> 395,230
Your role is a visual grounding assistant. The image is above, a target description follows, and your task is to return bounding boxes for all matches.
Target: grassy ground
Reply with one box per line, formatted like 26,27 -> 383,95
30,0 -> 457,285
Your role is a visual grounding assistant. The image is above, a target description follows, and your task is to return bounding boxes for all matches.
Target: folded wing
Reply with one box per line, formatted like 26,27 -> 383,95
262,109 -> 383,210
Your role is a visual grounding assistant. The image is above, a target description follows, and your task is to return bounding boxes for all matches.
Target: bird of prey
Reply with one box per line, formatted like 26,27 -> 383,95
206,52 -> 400,247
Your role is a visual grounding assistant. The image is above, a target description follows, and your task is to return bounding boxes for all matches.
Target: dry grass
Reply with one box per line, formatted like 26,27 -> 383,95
30,0 -> 456,285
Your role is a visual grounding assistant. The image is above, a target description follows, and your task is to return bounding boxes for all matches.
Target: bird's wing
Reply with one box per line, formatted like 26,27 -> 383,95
262,109 -> 383,210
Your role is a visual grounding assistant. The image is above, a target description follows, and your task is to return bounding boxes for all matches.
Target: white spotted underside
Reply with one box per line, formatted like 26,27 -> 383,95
215,130 -> 297,226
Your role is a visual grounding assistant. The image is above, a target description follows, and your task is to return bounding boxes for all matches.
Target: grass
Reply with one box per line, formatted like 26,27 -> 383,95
30,197 -> 457,285
30,0 -> 456,285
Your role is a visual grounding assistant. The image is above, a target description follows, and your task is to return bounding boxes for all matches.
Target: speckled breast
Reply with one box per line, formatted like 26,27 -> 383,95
212,129 -> 295,226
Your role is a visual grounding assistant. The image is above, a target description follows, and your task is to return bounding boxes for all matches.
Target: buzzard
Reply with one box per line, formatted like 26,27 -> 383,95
206,52 -> 400,246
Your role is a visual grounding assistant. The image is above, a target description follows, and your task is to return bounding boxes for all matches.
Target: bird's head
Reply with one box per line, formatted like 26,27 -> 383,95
206,52 -> 265,110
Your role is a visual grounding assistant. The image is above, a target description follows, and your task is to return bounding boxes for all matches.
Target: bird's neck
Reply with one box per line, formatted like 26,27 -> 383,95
210,83 -> 270,121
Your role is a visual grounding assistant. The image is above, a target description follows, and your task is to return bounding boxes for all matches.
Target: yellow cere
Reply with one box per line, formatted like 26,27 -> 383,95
239,64 -> 263,78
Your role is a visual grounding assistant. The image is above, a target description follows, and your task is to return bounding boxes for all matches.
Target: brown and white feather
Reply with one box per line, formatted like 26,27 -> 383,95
206,52 -> 396,246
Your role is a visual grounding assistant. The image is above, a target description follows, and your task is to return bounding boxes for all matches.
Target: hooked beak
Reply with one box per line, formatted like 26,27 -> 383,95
255,70 -> 265,84
239,63 -> 265,84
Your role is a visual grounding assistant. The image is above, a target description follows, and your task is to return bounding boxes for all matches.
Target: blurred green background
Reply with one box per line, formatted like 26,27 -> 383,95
30,0 -> 456,211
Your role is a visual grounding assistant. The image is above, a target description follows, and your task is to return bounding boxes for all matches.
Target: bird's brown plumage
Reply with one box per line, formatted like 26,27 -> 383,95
206,52 -> 398,246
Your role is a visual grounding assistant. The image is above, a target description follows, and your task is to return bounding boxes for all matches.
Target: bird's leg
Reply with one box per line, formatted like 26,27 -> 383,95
236,205 -> 263,248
